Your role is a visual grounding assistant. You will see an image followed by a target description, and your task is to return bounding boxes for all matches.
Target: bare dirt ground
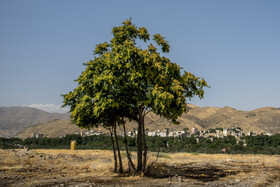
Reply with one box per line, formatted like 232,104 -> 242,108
0,149 -> 279,187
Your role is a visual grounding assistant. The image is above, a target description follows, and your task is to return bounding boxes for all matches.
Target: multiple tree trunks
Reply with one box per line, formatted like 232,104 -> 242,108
108,116 -> 148,175
122,121 -> 136,172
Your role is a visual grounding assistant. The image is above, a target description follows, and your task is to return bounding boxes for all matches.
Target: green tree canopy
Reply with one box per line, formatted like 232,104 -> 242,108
62,19 -> 208,174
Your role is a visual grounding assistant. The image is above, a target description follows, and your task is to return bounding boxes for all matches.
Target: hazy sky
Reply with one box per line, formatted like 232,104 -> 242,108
0,0 -> 279,113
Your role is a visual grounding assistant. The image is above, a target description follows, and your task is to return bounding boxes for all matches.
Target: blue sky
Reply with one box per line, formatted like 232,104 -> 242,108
0,0 -> 279,113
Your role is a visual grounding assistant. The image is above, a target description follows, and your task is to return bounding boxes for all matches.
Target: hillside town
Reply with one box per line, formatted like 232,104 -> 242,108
74,127 -> 273,140
29,126 -> 274,140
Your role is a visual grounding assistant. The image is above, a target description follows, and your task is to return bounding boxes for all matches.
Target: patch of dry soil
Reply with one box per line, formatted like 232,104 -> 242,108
0,149 -> 279,187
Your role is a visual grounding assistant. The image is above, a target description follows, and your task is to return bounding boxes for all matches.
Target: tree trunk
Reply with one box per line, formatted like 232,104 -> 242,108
109,128 -> 118,173
114,124 -> 123,173
122,121 -> 136,173
141,114 -> 148,173
137,118 -> 143,173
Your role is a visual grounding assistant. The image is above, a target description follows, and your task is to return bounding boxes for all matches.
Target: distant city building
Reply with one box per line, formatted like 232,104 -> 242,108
235,132 -> 242,137
164,128 -> 169,137
31,133 -> 44,138
191,127 -> 197,135
216,130 -> 222,138
263,132 -> 272,136
80,131 -> 86,136
223,128 -> 229,136
147,131 -> 156,136
248,131 -> 257,136
72,126 -> 273,141
127,131 -> 135,137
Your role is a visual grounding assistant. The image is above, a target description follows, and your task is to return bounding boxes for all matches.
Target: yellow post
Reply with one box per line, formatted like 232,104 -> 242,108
70,140 -> 77,150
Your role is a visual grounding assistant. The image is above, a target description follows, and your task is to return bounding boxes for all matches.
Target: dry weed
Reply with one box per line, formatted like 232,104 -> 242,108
3,157 -> 20,166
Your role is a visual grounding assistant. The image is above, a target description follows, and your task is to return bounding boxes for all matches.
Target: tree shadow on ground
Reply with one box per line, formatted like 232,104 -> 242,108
148,163 -> 250,182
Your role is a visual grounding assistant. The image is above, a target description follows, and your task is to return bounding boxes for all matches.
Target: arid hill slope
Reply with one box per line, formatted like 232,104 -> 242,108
16,119 -> 84,139
15,105 -> 280,138
0,107 -> 69,137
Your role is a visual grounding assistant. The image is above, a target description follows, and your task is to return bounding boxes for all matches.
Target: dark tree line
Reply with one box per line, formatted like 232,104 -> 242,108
1,134 -> 279,155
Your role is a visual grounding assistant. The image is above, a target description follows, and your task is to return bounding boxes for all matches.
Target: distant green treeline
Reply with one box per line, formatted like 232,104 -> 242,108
1,134 -> 280,155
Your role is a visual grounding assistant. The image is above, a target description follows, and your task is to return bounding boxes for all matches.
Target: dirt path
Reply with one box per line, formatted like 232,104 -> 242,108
0,149 -> 279,186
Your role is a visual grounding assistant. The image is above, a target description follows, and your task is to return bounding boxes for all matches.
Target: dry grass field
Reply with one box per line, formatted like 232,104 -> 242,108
0,149 -> 279,186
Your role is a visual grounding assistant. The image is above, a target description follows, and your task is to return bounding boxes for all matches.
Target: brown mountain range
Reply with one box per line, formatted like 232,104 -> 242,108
0,107 -> 69,137
14,105 -> 280,139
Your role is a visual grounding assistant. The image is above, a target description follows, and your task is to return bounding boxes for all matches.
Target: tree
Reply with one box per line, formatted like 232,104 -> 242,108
62,69 -> 130,173
62,19 -> 208,175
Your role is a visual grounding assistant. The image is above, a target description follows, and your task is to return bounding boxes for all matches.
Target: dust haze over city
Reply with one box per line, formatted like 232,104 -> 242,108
0,1 -> 280,187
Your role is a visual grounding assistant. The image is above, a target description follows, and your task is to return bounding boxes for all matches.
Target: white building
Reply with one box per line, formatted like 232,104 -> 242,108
223,128 -> 229,136
147,131 -> 156,136
191,127 -> 197,135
